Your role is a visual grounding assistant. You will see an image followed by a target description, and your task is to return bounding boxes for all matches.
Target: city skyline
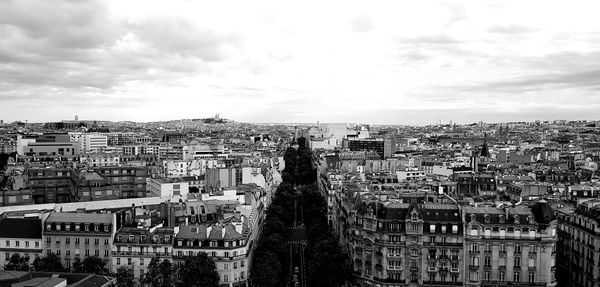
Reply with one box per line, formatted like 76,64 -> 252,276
1,0 -> 600,124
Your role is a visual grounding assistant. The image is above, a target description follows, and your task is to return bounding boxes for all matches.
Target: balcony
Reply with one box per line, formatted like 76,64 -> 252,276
427,267 -> 438,272
410,266 -> 419,272
468,265 -> 479,270
387,266 -> 402,271
439,255 -> 449,260
450,268 -> 459,273
468,250 -> 479,254
387,253 -> 402,258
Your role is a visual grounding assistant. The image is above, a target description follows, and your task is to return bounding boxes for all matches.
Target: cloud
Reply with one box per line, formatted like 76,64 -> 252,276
487,24 -> 536,34
350,15 -> 373,33
0,0 -> 239,100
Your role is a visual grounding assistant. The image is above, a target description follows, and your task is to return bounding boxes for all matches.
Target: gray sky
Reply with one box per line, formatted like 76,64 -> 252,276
1,0 -> 600,124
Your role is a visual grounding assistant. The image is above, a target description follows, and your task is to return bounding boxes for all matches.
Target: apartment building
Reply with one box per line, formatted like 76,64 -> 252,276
173,220 -> 249,287
43,212 -> 116,270
27,167 -> 76,204
111,227 -> 174,280
94,167 -> 149,198
0,217 -> 43,268
555,199 -> 600,287
344,199 -> 463,286
80,153 -> 120,167
462,203 -> 557,287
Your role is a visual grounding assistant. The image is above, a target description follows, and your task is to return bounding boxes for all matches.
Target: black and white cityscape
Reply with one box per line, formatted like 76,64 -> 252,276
1,1 -> 599,286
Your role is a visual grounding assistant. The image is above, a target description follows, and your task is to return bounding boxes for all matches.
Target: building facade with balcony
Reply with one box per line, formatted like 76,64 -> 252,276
42,212 -> 116,270
111,227 -> 174,281
173,221 -> 249,287
345,199 -> 463,287
555,199 -> 600,287
463,203 -> 557,287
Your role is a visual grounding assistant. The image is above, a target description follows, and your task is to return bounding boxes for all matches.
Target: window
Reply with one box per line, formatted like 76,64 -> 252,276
5,253 -> 9,260
485,243 -> 491,252
500,243 -> 506,253
140,259 -> 144,266
15,241 -> 19,247
65,238 -> 70,244
484,271 -> 490,281
514,257 -> 521,267
117,258 -> 121,265
441,225 -> 447,233
35,242 -> 39,248
224,263 -> 229,270
470,243 -> 478,252
95,250 -> 99,256
515,244 -> 521,253
499,271 -> 505,281
529,272 -> 535,283
514,271 -> 520,282
452,225 -> 458,234
5,241 -> 9,247
484,256 -> 491,267
85,249 -> 90,256
223,274 -> 228,283
128,258 -> 132,265
66,250 -> 70,256
471,256 -> 479,266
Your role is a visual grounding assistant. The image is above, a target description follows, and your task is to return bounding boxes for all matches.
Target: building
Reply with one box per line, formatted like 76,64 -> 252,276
146,178 -> 189,198
18,134 -> 80,157
80,153 -> 120,167
94,167 -> 149,198
555,199 -> 599,287
342,199 -> 463,286
27,167 -> 76,204
69,133 -> 108,153
396,167 -> 426,181
111,227 -> 174,281
43,212 -> 116,270
0,217 -> 43,267
173,220 -> 249,287
347,138 -> 394,159
462,203 -> 557,287
455,174 -> 496,198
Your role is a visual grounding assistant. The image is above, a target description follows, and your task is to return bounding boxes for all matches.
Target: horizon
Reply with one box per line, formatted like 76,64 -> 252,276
2,0 -> 600,124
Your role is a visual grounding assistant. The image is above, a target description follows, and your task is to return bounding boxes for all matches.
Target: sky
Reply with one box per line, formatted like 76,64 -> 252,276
1,0 -> 600,124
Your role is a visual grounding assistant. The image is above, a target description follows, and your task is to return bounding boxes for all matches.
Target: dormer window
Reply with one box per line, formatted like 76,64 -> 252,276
499,215 -> 505,224
470,214 -> 476,222
514,216 -> 520,224
528,216 -> 535,224
484,214 -> 490,224
412,212 -> 418,221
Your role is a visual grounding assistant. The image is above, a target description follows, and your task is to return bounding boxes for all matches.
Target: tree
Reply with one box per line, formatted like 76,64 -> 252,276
144,257 -> 174,287
250,251 -> 281,287
116,266 -> 134,287
71,257 -> 84,273
4,254 -> 30,271
82,256 -> 108,274
33,253 -> 64,272
178,253 -> 220,287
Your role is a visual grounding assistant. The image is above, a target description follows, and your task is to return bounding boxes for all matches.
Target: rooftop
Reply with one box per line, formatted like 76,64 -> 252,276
45,212 -> 112,225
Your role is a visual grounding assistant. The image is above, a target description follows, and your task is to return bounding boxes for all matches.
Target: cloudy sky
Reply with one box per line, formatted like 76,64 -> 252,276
1,0 -> 600,124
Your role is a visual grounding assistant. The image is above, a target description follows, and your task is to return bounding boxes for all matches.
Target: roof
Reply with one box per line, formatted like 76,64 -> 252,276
0,218 -> 42,239
12,277 -> 66,287
176,223 -> 244,241
45,212 -> 112,225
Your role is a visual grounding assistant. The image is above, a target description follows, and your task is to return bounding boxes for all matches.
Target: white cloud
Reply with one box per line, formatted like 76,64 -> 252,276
1,0 -> 600,124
